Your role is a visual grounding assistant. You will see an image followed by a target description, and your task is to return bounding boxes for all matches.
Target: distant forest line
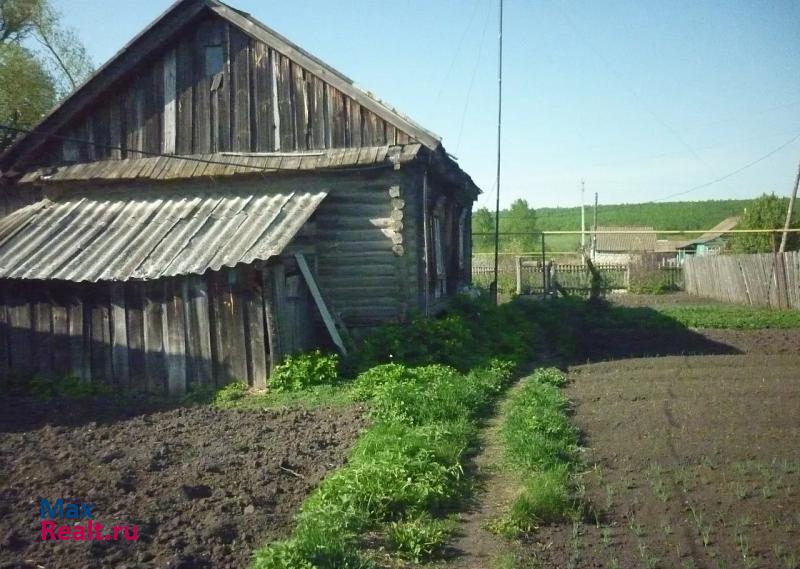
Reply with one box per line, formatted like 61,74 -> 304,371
472,198 -> 780,254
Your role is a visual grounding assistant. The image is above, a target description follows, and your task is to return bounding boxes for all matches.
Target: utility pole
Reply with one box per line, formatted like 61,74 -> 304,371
491,0 -> 503,304
779,159 -> 800,253
592,192 -> 598,260
581,179 -> 586,250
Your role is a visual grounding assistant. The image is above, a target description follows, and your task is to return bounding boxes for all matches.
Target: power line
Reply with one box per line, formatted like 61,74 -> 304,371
0,124 -> 395,175
431,0 -> 481,113
654,131 -> 800,202
455,0 -> 493,155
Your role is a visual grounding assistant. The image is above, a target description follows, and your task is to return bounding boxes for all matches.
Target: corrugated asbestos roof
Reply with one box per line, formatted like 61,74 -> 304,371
18,144 -> 422,185
0,180 -> 326,282
595,226 -> 657,252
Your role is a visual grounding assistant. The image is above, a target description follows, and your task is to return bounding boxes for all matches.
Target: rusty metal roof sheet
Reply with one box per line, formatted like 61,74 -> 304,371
17,144 -> 422,185
595,226 -> 657,252
0,179 -> 327,282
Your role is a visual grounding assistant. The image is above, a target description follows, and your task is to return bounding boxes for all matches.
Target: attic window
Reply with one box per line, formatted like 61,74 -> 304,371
205,45 -> 224,77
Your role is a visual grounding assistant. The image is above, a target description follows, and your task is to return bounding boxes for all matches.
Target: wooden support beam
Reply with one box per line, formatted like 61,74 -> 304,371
294,253 -> 347,355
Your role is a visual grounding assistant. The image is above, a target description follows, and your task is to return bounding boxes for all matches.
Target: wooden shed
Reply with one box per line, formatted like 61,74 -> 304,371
0,0 -> 479,394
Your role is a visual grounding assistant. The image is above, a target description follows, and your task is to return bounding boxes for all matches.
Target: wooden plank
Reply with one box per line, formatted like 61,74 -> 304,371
32,286 -> 53,377
143,282 -> 166,393
215,22 -> 232,152
292,62 -> 308,151
91,105 -> 110,160
242,269 -> 268,388
125,81 -> 144,157
295,253 -> 347,355
308,74 -> 325,149
162,48 -> 177,154
162,279 -> 187,395
67,292 -> 88,380
90,287 -> 112,385
0,287 -> 8,376
330,87 -> 345,147
176,36 -> 194,155
209,270 -> 247,384
143,59 -> 163,155
193,20 -> 213,154
109,95 -> 123,159
125,282 -> 147,391
110,283 -> 130,389
252,41 -> 273,152
50,293 -> 69,377
270,48 -> 281,150
277,54 -> 294,150
262,265 -> 282,373
230,27 -> 251,152
183,276 -> 213,387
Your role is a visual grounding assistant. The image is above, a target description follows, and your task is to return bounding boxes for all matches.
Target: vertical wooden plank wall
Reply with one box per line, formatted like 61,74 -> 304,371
683,251 -> 799,309
47,15 -> 414,167
0,267 -> 275,393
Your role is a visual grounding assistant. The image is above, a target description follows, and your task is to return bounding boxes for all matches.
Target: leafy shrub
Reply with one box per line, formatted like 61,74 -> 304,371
214,381 -> 248,404
344,293 -> 543,376
387,514 -> 455,561
270,350 -> 339,392
532,367 -> 568,387
28,375 -> 110,400
351,363 -> 417,401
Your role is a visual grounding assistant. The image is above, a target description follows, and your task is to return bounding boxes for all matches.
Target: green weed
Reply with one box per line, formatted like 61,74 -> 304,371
269,350 -> 339,392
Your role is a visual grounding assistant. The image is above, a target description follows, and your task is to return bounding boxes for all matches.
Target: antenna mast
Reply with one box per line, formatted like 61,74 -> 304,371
492,0 -> 504,304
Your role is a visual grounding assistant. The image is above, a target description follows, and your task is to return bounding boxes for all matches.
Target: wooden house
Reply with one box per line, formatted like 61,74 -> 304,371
675,216 -> 739,264
0,0 -> 479,394
592,226 -> 657,264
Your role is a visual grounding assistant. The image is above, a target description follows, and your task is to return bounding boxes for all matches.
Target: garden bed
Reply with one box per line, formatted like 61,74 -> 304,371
0,399 -> 366,569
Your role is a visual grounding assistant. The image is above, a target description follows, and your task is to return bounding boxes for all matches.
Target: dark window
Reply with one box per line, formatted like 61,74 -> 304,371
205,45 -> 224,77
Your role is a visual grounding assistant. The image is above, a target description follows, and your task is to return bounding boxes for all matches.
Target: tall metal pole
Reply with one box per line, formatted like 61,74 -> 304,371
779,159 -> 800,253
492,0 -> 503,304
592,192 -> 598,261
581,179 -> 586,250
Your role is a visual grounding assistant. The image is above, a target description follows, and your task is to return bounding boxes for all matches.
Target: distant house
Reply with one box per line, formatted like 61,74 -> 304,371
676,217 -> 739,263
0,0 -> 479,394
592,226 -> 657,264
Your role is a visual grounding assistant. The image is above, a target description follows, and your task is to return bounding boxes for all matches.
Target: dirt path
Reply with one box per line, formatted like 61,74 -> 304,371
446,382 -> 525,569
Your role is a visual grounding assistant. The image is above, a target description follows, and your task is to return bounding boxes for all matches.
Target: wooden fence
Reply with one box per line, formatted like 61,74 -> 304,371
683,252 -> 800,309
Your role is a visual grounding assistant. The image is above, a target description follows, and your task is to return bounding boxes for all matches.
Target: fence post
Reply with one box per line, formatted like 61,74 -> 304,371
775,253 -> 789,309
515,256 -> 522,295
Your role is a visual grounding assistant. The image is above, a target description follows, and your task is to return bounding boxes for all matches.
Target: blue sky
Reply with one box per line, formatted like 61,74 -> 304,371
54,0 -> 800,209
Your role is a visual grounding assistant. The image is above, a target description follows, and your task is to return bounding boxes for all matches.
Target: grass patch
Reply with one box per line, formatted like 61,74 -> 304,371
656,305 -> 800,329
252,361 -> 515,568
493,367 -> 581,537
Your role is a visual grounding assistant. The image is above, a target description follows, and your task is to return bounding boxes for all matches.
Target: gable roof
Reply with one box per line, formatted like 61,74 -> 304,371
676,216 -> 739,250
595,226 -> 657,252
0,0 -> 441,173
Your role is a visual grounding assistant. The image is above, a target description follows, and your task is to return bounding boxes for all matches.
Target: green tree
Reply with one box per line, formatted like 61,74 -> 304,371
730,193 -> 797,253
0,0 -> 44,43
0,42 -> 54,150
0,0 -> 92,151
502,198 -> 538,252
472,206 -> 495,253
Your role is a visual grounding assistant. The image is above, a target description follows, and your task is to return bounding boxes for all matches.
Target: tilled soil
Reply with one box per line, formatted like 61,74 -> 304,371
0,400 -> 367,569
518,341 -> 800,568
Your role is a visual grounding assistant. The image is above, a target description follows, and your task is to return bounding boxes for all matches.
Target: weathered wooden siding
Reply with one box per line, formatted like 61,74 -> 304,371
43,16 -> 416,167
0,264 -> 316,393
